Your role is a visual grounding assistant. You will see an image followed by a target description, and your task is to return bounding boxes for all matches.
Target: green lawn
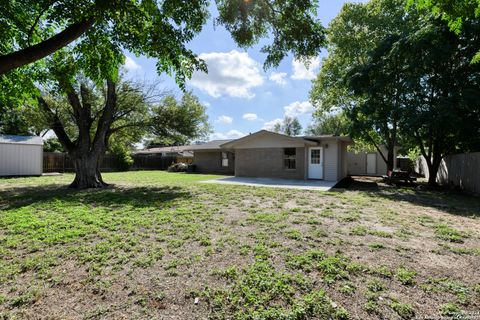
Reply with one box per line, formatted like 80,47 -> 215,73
0,171 -> 479,319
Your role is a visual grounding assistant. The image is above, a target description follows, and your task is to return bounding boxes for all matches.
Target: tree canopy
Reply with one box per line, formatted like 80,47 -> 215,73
0,0 -> 326,79
410,0 -> 480,62
273,116 -> 303,136
310,0 -> 416,171
148,92 -> 211,147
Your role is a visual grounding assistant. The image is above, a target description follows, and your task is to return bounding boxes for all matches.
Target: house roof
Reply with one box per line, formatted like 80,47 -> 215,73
0,134 -> 43,146
186,140 -> 234,151
302,135 -> 353,143
134,145 -> 194,155
220,130 -> 316,149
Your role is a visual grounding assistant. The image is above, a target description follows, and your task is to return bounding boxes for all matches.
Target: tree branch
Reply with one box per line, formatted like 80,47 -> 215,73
27,0 -> 59,46
0,17 -> 94,75
38,97 -> 75,151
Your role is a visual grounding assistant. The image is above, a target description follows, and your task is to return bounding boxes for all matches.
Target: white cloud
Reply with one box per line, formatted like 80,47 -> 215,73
211,130 -> 245,140
291,57 -> 321,81
269,72 -> 287,85
124,56 -> 141,71
215,115 -> 233,124
262,118 -> 283,131
202,101 -> 211,108
190,50 -> 264,98
242,113 -> 258,121
284,101 -> 315,117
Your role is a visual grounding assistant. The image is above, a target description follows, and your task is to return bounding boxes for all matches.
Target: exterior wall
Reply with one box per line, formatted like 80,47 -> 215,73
193,151 -> 234,175
322,141 -> 339,181
0,143 -> 43,176
347,146 -> 397,176
235,147 -> 305,180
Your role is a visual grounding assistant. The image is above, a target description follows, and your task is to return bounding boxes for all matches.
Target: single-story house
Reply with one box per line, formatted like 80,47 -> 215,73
188,130 -> 352,182
0,134 -> 43,176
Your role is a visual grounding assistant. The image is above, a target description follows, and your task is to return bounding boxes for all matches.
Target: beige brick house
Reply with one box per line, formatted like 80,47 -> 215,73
189,130 -> 352,182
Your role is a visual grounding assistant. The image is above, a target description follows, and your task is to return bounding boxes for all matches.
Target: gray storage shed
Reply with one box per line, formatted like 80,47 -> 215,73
0,134 -> 43,176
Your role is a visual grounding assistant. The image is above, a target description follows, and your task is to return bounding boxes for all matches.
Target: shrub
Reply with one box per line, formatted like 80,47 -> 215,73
110,144 -> 134,171
167,162 -> 188,172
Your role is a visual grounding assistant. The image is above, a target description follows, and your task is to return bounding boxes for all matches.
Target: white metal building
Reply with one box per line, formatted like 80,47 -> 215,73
0,134 -> 43,176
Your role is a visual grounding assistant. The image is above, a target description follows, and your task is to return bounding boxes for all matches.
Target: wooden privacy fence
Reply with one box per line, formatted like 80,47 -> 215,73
43,152 -> 192,173
417,152 -> 480,194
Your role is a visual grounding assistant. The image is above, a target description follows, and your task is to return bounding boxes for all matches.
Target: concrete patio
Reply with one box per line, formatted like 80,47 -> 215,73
201,176 -> 337,191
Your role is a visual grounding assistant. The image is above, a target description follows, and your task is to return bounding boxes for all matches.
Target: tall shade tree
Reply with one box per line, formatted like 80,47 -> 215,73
390,18 -> 480,185
148,92 -> 212,147
2,0 -> 326,189
0,0 -> 326,78
273,116 -> 303,136
310,0 -> 417,172
306,112 -> 349,136
38,61 -> 153,188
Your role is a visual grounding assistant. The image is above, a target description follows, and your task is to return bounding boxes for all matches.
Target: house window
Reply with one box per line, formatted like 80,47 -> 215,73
284,148 -> 296,170
311,149 -> 320,164
221,152 -> 229,167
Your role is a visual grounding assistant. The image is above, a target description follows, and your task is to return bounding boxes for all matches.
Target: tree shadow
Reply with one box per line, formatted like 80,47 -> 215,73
0,184 -> 191,211
337,176 -> 480,219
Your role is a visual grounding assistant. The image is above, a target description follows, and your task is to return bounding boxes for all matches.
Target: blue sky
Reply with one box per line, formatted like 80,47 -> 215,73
123,1 -> 364,141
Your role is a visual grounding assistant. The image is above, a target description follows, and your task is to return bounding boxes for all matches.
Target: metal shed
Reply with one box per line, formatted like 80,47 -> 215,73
0,134 -> 43,176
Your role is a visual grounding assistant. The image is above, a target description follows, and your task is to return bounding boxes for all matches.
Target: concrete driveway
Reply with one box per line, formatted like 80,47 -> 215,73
201,176 -> 337,191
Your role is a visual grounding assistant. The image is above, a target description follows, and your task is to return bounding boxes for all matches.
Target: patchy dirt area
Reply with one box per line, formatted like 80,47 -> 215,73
0,172 -> 479,319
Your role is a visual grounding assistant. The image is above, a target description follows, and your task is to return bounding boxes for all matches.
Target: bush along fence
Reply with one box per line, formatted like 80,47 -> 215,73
417,152 -> 480,194
43,152 -> 193,173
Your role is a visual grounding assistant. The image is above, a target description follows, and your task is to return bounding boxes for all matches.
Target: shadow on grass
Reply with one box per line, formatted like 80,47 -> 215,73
336,176 -> 480,219
0,184 -> 191,211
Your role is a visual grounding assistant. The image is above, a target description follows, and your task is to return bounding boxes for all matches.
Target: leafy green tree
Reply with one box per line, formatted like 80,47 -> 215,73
38,67 -> 151,188
306,112 -> 349,136
43,137 -> 65,152
1,0 -> 327,188
273,116 -> 302,136
410,0 -> 480,62
310,0 -> 417,172
390,18 -> 480,185
148,92 -> 211,147
0,0 -> 325,77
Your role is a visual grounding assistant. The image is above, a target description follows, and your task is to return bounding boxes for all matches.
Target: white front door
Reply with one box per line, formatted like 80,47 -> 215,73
367,153 -> 377,174
308,147 -> 323,179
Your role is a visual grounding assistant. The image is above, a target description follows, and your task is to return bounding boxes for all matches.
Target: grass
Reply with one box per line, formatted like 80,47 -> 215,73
0,171 -> 479,319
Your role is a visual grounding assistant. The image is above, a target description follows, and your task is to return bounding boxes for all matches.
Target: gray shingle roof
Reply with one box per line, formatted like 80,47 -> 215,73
186,140 -> 234,151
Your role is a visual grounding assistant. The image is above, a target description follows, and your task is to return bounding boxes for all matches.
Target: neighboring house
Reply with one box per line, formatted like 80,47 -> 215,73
134,145 -> 194,158
188,130 -> 352,182
347,146 -> 400,176
0,134 -> 43,176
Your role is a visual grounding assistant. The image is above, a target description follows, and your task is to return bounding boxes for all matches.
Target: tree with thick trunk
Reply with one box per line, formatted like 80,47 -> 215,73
39,80 -> 118,189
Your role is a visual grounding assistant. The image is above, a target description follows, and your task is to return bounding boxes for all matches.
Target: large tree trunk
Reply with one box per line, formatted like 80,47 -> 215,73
426,156 -> 442,187
386,148 -> 395,172
69,153 -> 108,189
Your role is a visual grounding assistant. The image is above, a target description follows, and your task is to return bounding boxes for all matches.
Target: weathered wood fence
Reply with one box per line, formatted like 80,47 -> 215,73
417,152 -> 480,194
43,152 -> 192,173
